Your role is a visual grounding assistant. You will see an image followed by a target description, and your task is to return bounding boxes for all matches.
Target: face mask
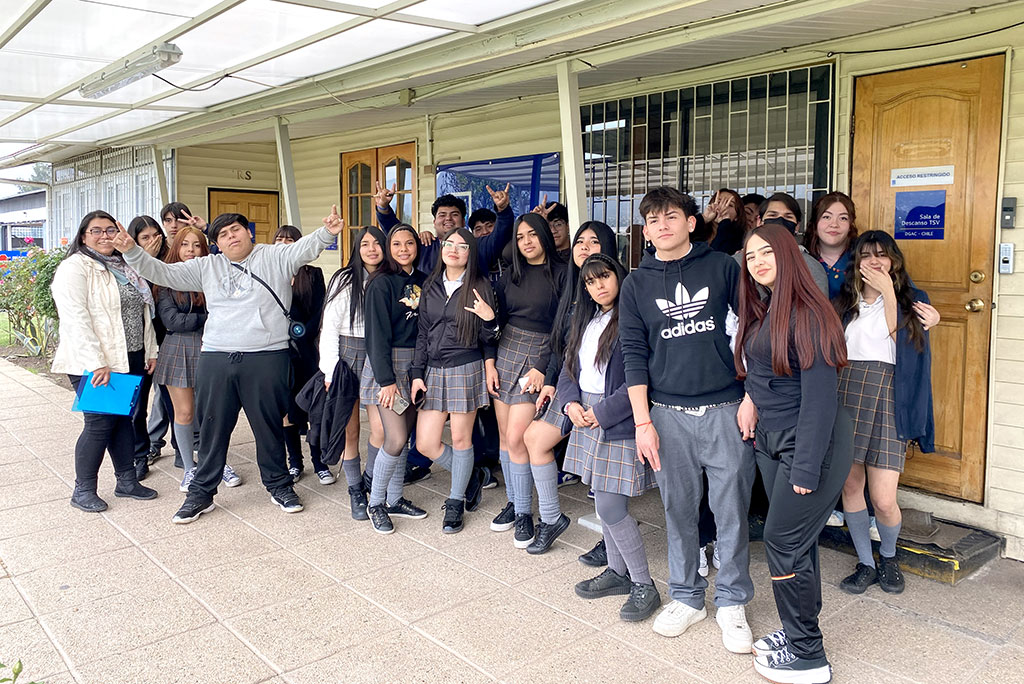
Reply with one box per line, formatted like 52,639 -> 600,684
762,217 -> 798,234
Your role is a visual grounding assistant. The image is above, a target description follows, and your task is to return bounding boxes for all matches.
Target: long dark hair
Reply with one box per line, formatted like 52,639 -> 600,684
551,221 -> 618,360
326,226 -> 387,329
834,231 -> 926,351
161,226 -> 209,308
424,228 -> 495,347
509,213 -> 561,288
128,215 -> 168,260
273,224 -> 324,314
804,192 -> 858,259
369,223 -> 420,282
564,254 -> 626,381
735,224 -> 847,377
67,210 -> 119,259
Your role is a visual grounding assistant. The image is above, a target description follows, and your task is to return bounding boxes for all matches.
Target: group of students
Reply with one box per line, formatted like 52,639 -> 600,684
50,180 -> 937,684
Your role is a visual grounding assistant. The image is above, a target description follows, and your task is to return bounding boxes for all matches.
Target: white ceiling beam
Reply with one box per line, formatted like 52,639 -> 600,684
272,0 -> 481,33
0,0 -> 52,50
0,94 -> 204,112
0,0 -> 247,130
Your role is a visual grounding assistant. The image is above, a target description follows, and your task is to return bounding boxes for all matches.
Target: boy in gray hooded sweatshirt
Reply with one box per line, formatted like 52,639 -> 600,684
115,208 -> 344,523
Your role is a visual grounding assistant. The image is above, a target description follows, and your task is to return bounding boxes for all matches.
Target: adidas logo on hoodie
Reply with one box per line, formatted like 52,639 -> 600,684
656,283 -> 717,339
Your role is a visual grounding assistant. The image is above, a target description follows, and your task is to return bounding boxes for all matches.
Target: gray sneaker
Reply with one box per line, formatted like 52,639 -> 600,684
222,464 -> 242,487
575,568 -> 631,599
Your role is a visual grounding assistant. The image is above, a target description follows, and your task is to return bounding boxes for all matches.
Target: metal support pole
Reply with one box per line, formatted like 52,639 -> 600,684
556,60 -> 587,230
151,146 -> 169,208
274,117 -> 301,227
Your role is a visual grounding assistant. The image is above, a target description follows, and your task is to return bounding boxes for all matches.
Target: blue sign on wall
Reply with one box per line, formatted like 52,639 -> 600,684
894,190 -> 945,240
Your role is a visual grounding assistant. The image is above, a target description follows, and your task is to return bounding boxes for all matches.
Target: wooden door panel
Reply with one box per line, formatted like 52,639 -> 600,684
851,55 -> 1003,502
209,190 -> 280,246
340,148 -> 378,263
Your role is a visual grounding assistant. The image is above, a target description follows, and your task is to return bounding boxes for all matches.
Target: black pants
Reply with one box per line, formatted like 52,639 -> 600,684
68,350 -> 145,486
698,472 -> 717,547
285,425 -> 326,472
133,371 -> 154,460
192,350 -> 291,498
755,409 -> 853,661
472,404 -> 500,469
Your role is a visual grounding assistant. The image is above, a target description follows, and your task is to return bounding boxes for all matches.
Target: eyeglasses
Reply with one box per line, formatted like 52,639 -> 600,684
440,240 -> 470,252
86,227 -> 118,237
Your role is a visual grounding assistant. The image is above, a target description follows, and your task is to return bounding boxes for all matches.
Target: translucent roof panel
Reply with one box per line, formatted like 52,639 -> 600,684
237,19 -> 450,85
152,74 -> 287,109
0,52 -> 105,98
58,110 -> 183,143
0,104 -> 117,141
403,0 -> 558,25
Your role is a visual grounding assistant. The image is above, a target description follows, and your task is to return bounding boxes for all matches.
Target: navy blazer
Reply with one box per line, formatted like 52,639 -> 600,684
556,339 -> 634,441
894,287 -> 935,452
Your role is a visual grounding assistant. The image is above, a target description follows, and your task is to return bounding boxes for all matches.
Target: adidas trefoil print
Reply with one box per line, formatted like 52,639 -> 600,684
657,283 -> 717,339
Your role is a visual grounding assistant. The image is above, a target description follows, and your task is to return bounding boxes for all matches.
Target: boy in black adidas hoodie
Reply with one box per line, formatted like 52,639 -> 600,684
620,187 -> 756,653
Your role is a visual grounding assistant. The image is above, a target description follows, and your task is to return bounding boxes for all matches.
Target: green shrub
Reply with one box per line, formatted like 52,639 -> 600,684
0,246 -> 67,356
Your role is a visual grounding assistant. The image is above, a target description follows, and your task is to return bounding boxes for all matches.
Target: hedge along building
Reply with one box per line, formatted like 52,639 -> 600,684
1,0 -> 1022,558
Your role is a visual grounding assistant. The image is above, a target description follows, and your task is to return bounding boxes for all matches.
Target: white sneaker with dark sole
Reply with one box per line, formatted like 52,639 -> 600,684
172,501 -> 215,524
652,600 -> 707,637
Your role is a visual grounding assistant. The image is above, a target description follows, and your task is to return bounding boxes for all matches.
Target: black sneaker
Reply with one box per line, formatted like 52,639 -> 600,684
404,464 -> 432,484
574,567 -> 631,599
270,487 -> 304,513
527,513 -> 570,555
839,563 -> 878,595
172,497 -> 215,524
387,497 -> 427,519
754,645 -> 832,684
173,451 -> 184,470
620,582 -> 662,622
369,504 -> 394,535
442,498 -> 465,534
513,514 -> 535,549
348,485 -> 369,521
490,501 -> 515,532
579,538 -> 608,567
464,467 -> 484,513
877,555 -> 905,594
482,470 -> 499,489
753,629 -> 789,657
147,446 -> 162,465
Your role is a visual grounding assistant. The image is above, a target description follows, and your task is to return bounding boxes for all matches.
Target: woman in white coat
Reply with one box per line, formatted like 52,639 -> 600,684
51,210 -> 159,512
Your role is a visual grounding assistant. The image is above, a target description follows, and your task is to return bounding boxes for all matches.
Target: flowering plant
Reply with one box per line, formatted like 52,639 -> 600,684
0,247 -> 66,356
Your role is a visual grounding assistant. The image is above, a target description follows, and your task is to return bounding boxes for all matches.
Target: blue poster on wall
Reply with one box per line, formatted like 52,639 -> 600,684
894,190 -> 945,240
436,153 -> 560,218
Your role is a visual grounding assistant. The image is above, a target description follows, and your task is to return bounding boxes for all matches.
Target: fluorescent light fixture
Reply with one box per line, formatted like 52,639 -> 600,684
78,43 -> 183,99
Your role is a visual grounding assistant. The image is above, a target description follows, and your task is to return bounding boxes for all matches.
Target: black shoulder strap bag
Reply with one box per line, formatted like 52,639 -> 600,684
231,263 -> 306,339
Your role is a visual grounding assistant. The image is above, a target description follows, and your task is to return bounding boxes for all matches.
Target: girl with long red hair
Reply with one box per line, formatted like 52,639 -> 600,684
734,223 -> 853,684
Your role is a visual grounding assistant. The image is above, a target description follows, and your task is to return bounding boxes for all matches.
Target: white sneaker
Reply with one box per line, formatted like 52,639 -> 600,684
222,464 -> 242,487
316,469 -> 336,485
826,510 -> 845,527
179,467 -> 196,493
652,599 -> 707,637
712,543 -> 721,570
716,604 -> 753,654
698,546 -> 709,578
869,516 -> 880,542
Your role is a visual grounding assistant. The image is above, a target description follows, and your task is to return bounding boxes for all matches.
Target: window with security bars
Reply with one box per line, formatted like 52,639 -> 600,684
581,64 -> 833,254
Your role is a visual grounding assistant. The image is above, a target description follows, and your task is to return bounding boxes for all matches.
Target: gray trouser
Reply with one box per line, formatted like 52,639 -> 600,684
651,402 -> 755,609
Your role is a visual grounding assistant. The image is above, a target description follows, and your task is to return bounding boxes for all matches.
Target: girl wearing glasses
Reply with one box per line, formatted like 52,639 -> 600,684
408,229 -> 500,533
51,211 -> 160,512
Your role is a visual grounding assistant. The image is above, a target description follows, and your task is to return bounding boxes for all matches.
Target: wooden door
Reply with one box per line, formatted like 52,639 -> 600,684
851,55 -> 1004,502
208,189 -> 280,245
340,142 -> 416,262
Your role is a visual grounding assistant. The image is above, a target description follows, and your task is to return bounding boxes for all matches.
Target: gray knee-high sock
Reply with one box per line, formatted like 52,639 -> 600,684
499,449 -> 514,502
173,422 -> 195,469
386,446 -> 409,505
369,446 -> 400,507
845,509 -> 875,568
602,521 -> 627,576
449,447 -> 474,501
531,461 -> 561,524
510,461 -> 533,516
877,519 -> 901,559
607,515 -> 652,585
433,444 -> 454,471
342,457 -> 362,487
364,443 -> 380,477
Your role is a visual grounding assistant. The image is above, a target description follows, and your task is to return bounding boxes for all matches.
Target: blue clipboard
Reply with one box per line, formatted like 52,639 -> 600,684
72,371 -> 143,417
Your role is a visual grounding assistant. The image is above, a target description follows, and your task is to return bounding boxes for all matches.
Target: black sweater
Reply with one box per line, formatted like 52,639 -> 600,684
364,269 -> 426,387
494,260 -> 567,373
156,287 -> 207,334
619,242 -> 743,406
742,308 -> 838,490
410,275 -> 500,380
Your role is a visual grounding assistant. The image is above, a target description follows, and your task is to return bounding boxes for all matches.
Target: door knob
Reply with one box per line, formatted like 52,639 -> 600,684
965,298 -> 986,313
970,270 -> 986,283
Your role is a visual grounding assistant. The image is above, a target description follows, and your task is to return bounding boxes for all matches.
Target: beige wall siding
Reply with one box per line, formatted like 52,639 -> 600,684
174,143 -> 280,220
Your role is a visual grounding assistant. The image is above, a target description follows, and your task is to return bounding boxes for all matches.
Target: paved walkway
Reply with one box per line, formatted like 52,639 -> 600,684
1,359 -> 1023,684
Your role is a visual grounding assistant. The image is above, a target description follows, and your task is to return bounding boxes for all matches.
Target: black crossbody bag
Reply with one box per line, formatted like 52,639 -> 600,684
230,263 -> 306,339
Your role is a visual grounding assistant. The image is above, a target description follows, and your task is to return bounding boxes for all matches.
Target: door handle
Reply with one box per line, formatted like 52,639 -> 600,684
965,298 -> 986,313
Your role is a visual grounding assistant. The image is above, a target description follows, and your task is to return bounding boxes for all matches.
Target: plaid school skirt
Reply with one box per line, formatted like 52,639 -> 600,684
537,397 -> 570,434
838,360 -> 906,472
564,391 -> 655,497
153,330 -> 201,388
360,346 -> 415,406
495,325 -> 549,406
422,360 -> 490,414
338,335 -> 366,379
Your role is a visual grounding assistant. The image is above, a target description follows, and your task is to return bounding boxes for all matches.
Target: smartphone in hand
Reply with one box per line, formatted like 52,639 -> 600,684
533,396 -> 551,421
392,394 -> 411,415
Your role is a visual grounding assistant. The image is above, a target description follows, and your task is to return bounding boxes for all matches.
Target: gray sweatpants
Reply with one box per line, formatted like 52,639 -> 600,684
651,402 -> 755,609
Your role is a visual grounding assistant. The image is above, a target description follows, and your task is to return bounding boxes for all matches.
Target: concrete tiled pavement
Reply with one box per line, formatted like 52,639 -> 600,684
1,358 -> 1024,684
